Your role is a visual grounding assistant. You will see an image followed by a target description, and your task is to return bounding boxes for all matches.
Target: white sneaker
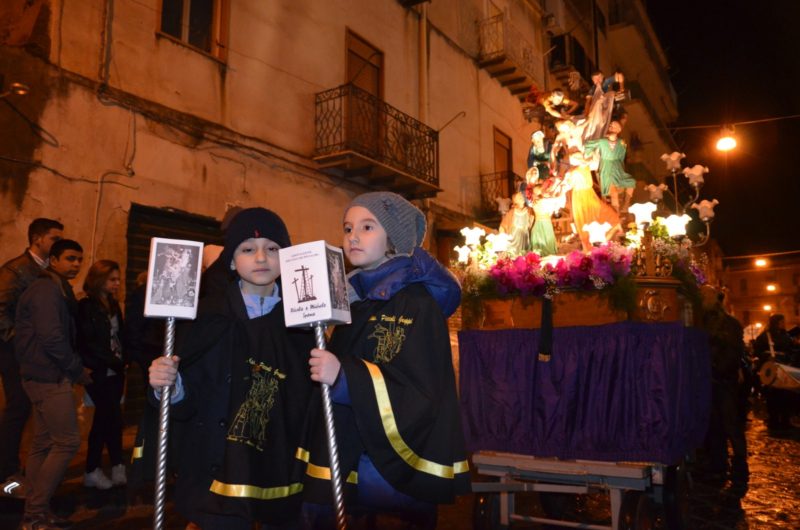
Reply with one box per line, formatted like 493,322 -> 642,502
111,464 -> 127,486
84,468 -> 113,490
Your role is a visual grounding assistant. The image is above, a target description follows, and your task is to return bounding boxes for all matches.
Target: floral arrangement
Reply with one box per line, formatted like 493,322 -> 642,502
453,227 -> 634,300
453,220 -> 707,309
489,243 -> 633,298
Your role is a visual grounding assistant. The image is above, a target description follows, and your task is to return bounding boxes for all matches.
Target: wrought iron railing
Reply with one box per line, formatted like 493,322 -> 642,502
478,14 -> 544,84
479,170 -> 523,219
314,84 -> 439,187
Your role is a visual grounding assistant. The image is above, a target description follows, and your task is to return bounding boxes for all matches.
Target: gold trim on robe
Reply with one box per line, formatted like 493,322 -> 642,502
209,480 -> 303,500
295,447 -> 358,484
362,360 -> 469,478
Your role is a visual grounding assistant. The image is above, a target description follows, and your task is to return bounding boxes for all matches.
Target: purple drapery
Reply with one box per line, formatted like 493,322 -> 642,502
459,321 -> 710,464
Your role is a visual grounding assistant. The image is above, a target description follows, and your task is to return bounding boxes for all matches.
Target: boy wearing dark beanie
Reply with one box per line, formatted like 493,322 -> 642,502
149,207 -> 313,529
301,192 -> 469,528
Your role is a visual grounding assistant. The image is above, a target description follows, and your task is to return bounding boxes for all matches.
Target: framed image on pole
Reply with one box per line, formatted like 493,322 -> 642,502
144,237 -> 204,319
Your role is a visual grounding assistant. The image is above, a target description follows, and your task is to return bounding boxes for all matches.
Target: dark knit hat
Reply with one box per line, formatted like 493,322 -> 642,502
222,207 -> 291,267
346,192 -> 426,255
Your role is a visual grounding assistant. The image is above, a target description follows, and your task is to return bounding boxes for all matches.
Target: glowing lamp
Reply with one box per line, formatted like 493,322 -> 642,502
486,232 -> 511,253
755,258 -> 767,267
755,322 -> 763,329
716,127 -> 736,151
763,304 -> 772,311
0,81 -> 29,99
460,226 -> 486,246
660,151 -> 686,171
663,214 -> 691,238
691,199 -> 719,222
454,245 -> 471,264
766,284 -> 776,292
583,221 -> 611,246
628,202 -> 657,226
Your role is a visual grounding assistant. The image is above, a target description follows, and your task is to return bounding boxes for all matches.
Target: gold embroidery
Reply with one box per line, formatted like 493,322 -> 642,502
209,479 -> 303,500
226,359 -> 282,451
361,360 -> 469,478
368,322 -> 406,364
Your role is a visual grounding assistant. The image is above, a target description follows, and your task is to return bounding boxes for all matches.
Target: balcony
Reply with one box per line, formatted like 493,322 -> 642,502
478,170 -> 523,222
313,84 -> 440,199
478,14 -> 544,98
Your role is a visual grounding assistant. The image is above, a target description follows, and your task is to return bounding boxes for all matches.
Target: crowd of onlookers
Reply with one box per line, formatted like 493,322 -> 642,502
0,219 -> 142,529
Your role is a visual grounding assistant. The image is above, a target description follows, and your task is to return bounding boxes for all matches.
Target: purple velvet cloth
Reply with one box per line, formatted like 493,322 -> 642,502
459,321 -> 710,464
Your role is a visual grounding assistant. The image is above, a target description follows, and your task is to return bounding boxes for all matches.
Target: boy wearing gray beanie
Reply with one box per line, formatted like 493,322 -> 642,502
301,192 -> 468,528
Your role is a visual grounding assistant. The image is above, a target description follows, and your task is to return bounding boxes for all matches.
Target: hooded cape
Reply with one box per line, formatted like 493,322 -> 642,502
130,282 -> 313,525
299,249 -> 470,505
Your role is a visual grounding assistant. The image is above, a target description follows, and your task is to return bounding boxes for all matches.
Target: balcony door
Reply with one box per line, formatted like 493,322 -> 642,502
493,128 -> 514,197
346,31 -> 384,157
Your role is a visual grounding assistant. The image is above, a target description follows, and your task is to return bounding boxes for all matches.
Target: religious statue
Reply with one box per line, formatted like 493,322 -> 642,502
584,120 -> 636,213
499,192 -> 535,257
527,130 -> 552,182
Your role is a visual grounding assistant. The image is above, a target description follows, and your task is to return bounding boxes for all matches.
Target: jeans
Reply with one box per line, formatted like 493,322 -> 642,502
21,379 -> 81,520
0,338 -> 32,480
85,374 -> 124,472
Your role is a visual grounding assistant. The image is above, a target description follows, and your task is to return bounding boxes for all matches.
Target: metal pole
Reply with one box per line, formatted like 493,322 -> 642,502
153,317 -> 176,530
314,323 -> 347,530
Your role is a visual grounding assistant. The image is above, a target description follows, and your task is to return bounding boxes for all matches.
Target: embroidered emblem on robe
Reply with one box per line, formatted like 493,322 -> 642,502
227,359 -> 284,451
368,315 -> 412,364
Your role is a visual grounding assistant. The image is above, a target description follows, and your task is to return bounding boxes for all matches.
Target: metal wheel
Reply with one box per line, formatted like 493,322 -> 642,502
619,491 -> 655,530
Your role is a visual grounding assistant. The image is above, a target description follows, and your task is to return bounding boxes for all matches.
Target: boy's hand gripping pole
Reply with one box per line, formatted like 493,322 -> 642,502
315,322 -> 347,530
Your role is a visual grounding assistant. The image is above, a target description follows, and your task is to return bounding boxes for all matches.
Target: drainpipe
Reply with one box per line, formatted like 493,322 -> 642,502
418,3 -> 428,124
98,0 -> 115,85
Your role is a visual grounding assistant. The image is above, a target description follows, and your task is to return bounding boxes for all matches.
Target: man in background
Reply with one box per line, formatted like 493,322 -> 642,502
0,218 -> 64,497
15,239 -> 89,530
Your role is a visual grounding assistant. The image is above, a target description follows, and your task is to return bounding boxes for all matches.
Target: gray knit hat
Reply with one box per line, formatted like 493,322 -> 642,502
346,192 -> 426,255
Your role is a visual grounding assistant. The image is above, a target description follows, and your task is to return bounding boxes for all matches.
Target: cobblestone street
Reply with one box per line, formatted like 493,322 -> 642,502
1,373 -> 798,529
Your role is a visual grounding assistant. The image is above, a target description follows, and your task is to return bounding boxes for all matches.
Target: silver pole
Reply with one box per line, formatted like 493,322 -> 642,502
153,317 -> 176,530
314,323 -> 347,530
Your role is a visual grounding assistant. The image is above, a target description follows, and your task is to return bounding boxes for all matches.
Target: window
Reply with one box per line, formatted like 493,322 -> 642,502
160,0 -> 229,59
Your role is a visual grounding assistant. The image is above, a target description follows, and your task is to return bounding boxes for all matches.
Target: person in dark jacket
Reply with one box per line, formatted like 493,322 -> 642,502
77,260 -> 127,490
0,218 -> 63,492
754,314 -> 796,430
15,239 -> 89,530
302,192 -> 469,529
148,208 -> 314,529
701,287 -> 748,493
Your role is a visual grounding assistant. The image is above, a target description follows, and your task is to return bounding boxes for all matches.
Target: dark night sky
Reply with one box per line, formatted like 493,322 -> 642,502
643,0 -> 800,256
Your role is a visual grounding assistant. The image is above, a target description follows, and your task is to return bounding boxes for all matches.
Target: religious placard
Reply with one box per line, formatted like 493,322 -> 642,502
279,240 -> 351,327
144,237 -> 204,319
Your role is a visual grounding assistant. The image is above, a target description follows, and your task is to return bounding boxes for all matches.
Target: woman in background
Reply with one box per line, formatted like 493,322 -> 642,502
77,260 -> 126,489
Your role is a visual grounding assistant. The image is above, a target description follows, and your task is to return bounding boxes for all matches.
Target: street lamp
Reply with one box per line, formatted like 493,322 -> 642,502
716,126 -> 736,152
766,284 -> 777,292
763,304 -> 772,311
755,258 -> 768,267
0,81 -> 29,99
